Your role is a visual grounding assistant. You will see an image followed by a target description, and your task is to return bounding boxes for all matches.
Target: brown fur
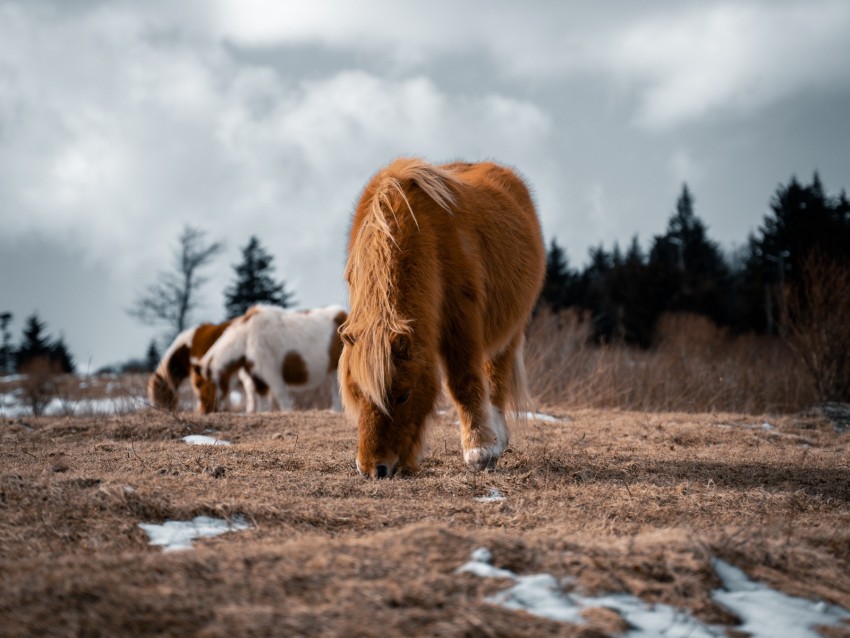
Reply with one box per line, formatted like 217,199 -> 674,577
282,351 -> 309,386
195,355 -> 248,414
339,158 -> 545,478
147,372 -> 178,411
251,374 -> 269,396
327,311 -> 348,373
191,321 -> 233,358
240,306 -> 263,323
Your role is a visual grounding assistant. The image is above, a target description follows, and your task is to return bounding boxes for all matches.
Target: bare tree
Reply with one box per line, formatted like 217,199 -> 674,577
129,226 -> 223,340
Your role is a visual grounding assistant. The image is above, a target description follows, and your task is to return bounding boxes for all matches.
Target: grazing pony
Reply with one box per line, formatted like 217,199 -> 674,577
194,304 -> 348,413
147,320 -> 240,411
339,158 -> 545,478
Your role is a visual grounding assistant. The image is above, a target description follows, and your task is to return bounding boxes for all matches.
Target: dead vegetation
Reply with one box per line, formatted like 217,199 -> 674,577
1,404 -> 849,636
526,310 -> 817,413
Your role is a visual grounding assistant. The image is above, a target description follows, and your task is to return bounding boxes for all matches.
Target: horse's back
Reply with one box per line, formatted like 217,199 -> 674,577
439,162 -> 545,341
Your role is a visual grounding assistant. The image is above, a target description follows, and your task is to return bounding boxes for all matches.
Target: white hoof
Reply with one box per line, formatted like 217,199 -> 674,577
463,405 -> 509,471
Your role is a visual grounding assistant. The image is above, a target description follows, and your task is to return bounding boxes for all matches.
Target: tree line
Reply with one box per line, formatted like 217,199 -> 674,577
0,232 -> 294,375
3,171 -> 848,379
539,173 -> 850,347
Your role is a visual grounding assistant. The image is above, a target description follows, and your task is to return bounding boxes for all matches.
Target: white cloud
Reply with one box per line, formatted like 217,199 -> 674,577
213,0 -> 850,131
598,2 -> 850,129
0,1 -> 553,316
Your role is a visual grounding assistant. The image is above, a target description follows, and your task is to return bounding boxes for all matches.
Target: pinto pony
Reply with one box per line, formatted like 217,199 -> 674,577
194,304 -> 348,413
339,158 -> 545,478
147,320 -> 235,411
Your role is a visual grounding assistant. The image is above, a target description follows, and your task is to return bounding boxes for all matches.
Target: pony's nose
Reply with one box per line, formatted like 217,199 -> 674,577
375,463 -> 392,479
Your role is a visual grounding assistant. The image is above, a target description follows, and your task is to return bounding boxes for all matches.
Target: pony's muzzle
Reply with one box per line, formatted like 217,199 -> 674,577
356,458 -> 397,479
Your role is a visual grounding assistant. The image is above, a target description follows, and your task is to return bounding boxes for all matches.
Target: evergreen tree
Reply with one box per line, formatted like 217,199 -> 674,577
145,340 -> 160,372
0,312 -> 12,375
538,239 -> 576,313
49,336 -> 75,374
648,184 -> 730,323
745,173 -> 850,332
224,236 -> 294,318
16,313 -> 52,371
15,313 -> 75,374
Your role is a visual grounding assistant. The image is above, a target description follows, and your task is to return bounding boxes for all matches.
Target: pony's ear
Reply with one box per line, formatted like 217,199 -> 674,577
339,328 -> 356,347
391,333 -> 411,360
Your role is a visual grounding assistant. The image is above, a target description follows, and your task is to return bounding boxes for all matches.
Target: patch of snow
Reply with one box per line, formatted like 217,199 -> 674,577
0,394 -> 147,417
457,549 -> 850,637
760,422 -> 775,430
182,435 -> 231,446
521,412 -> 562,422
138,515 -> 250,552
711,559 -> 850,638
474,488 -> 506,503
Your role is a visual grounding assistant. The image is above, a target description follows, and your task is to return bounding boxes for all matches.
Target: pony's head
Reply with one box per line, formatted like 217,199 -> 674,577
191,363 -> 219,414
339,326 -> 440,478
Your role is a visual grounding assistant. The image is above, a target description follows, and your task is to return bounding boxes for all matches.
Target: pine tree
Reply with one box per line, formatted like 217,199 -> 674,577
16,313 -> 51,371
224,236 -> 294,318
539,239 -> 575,313
0,312 -> 12,375
648,184 -> 729,323
49,336 -> 75,374
745,173 -> 850,332
145,340 -> 160,372
15,313 -> 75,374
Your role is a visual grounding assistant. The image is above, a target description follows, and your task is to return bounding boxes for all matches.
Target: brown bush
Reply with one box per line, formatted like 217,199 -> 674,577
782,254 -> 850,403
526,309 -> 815,413
18,356 -> 61,416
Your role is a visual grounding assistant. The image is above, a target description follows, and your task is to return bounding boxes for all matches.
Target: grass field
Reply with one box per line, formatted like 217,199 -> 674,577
2,400 -> 849,636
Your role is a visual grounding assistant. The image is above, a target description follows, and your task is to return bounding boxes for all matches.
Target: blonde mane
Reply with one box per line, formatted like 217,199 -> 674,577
342,158 -> 458,413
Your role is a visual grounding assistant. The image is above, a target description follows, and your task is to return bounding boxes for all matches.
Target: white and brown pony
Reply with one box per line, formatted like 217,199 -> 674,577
147,320 -> 245,411
339,159 -> 545,478
194,304 -> 348,413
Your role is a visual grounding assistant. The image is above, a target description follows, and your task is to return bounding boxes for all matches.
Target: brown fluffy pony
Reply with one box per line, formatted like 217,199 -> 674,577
339,158 -> 545,478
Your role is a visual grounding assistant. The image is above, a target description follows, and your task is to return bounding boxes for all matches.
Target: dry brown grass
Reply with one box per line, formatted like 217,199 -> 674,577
526,310 -> 817,413
1,405 -> 849,636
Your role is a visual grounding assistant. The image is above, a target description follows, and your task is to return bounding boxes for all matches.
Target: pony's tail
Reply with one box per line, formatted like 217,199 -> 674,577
506,334 -> 533,423
147,372 -> 178,411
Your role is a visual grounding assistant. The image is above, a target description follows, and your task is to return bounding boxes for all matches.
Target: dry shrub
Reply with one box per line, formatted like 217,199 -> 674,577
18,356 -> 61,416
782,254 -> 850,403
526,309 -> 815,413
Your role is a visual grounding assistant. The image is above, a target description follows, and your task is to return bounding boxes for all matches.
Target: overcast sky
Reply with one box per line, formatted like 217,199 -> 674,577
1,0 -> 849,370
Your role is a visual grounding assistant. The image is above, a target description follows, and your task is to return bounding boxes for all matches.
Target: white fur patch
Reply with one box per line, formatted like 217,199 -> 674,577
463,404 -> 510,470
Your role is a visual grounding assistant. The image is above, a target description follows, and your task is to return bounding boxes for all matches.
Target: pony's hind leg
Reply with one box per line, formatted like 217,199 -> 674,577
444,344 -> 508,471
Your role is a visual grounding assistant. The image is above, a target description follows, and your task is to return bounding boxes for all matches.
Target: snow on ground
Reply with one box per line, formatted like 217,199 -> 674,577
0,392 -> 147,417
474,488 -> 506,503
182,435 -> 231,446
138,516 -> 250,552
457,548 -> 850,637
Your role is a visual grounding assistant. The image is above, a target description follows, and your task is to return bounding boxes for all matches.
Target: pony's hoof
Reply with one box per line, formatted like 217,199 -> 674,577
464,447 -> 501,471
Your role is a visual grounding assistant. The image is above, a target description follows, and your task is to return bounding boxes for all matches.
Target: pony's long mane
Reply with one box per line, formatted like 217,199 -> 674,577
343,158 -> 458,413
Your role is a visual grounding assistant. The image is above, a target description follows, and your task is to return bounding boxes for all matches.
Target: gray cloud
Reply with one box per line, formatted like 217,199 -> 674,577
1,0 -> 848,367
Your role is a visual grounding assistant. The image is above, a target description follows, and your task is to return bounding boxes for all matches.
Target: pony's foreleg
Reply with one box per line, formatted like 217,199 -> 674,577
328,372 -> 342,412
444,346 -> 508,471
237,368 -> 256,413
264,367 -> 294,412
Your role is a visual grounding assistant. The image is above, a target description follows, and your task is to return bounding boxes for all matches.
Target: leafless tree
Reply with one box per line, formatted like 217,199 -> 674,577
129,226 -> 223,340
